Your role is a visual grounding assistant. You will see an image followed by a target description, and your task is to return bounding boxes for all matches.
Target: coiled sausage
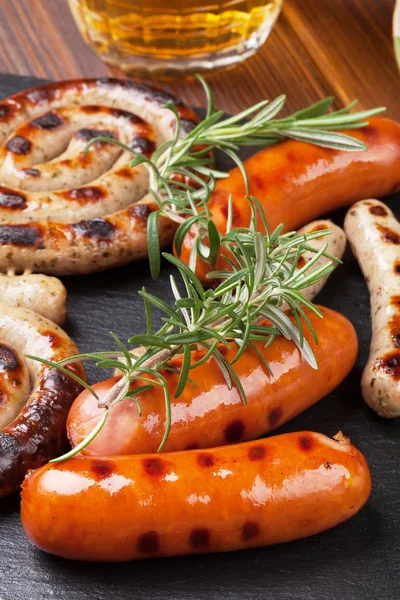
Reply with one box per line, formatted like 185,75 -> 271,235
0,303 -> 85,497
0,78 -> 200,274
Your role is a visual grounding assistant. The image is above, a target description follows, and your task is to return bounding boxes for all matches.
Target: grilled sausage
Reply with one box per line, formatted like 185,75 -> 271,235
344,199 -> 400,417
0,272 -> 67,324
178,117 -> 400,282
0,304 -> 85,497
291,219 -> 346,303
21,431 -> 371,562
67,306 -> 357,456
0,341 -> 30,430
112,219 -> 346,375
0,78 -> 200,275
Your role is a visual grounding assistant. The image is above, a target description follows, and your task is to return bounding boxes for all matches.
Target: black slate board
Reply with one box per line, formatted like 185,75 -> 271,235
0,74 -> 399,600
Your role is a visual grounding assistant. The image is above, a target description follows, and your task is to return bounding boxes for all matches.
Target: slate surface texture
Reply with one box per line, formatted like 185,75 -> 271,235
0,75 -> 399,600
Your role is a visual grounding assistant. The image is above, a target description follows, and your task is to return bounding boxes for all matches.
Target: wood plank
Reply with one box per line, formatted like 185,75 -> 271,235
161,11 -> 336,115
283,0 -> 400,119
0,0 -> 334,114
0,0 -> 107,79
0,0 -> 397,120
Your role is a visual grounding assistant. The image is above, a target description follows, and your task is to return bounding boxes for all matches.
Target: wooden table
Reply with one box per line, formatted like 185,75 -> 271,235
0,0 -> 398,119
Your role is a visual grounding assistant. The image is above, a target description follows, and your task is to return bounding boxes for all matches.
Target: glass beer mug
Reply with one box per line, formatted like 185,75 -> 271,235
68,0 -> 283,75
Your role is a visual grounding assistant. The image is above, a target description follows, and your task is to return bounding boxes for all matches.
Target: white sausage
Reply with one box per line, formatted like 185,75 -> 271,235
344,199 -> 400,417
0,302 -> 86,497
0,272 -> 67,324
0,341 -> 30,429
296,219 -> 346,302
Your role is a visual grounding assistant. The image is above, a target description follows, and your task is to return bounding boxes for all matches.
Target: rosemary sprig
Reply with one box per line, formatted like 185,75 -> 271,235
86,76 -> 384,278
33,203 -> 337,462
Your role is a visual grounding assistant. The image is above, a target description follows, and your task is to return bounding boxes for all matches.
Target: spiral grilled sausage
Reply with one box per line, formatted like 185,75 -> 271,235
0,78 -> 200,275
0,299 -> 85,498
345,199 -> 400,417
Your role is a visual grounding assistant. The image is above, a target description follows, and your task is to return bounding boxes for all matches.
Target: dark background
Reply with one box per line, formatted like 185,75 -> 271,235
0,75 -> 399,600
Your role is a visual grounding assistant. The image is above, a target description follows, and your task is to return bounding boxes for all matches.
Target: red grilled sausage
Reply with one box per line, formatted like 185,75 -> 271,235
21,431 -> 371,561
178,117 -> 400,282
67,306 -> 357,456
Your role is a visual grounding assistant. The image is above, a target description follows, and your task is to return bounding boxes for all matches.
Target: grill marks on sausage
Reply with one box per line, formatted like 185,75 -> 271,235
392,334 -> 400,348
91,459 -> 114,480
130,204 -> 151,220
72,218 -> 115,240
6,136 -> 31,155
369,205 -> 388,216
41,330 -> 63,349
0,104 -> 11,119
116,167 -> 134,178
241,521 -> 260,542
130,136 -> 155,155
42,370 -> 70,390
0,224 -> 43,247
389,314 -> 400,348
80,105 -> 101,114
63,187 -> 106,203
179,119 -> 198,136
197,453 -> 214,468
0,432 -> 20,463
362,125 -> 380,143
225,420 -> 245,443
377,225 -> 400,244
189,528 -> 210,549
24,168 -> 40,177
389,298 -> 400,349
75,128 -> 115,143
296,256 -> 306,269
248,445 -> 267,461
186,442 -> 198,450
30,113 -> 64,129
25,87 -> 53,105
143,457 -> 165,476
0,344 -> 20,371
390,295 -> 400,307
375,352 -> 400,379
220,201 -> 241,226
299,434 -> 314,451
268,406 -> 283,428
109,107 -> 144,125
310,223 -> 329,233
137,531 -> 160,554
0,188 -> 27,209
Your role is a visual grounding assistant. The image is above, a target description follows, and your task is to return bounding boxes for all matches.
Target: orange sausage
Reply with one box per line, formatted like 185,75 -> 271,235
67,306 -> 358,456
21,431 -> 371,561
178,117 -> 400,282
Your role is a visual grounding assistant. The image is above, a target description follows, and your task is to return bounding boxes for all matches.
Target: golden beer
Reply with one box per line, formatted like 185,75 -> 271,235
68,0 -> 283,74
